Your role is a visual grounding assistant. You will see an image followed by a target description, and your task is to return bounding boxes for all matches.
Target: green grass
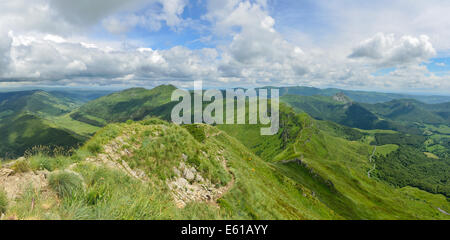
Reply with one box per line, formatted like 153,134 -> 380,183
10,158 -> 31,173
47,113 -> 100,137
376,144 -> 399,156
48,171 -> 84,198
0,189 -> 8,214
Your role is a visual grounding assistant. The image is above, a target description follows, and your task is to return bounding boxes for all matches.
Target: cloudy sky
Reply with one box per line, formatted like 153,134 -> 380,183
0,0 -> 449,93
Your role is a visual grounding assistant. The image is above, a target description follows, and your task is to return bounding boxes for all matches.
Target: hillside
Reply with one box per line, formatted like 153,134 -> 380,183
70,85 -> 177,127
0,91 -> 92,158
280,94 -> 401,130
363,99 -> 450,125
218,107 -> 450,219
0,120 -> 341,220
1,119 -> 448,220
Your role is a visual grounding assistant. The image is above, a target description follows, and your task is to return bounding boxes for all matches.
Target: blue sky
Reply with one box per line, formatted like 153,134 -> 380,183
0,0 -> 449,93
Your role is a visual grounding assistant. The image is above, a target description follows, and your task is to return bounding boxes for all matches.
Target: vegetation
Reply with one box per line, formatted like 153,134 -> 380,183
373,146 -> 450,197
0,90 -> 91,158
49,171 -> 85,198
70,85 -> 177,126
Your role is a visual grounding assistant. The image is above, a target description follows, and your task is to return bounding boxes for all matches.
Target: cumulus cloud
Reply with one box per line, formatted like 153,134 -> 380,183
349,33 -> 436,68
205,0 -> 312,85
0,32 -> 219,85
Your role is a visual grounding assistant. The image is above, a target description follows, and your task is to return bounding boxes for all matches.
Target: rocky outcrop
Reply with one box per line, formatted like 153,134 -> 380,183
167,151 -> 234,209
0,166 -> 49,200
83,133 -> 149,182
333,92 -> 352,104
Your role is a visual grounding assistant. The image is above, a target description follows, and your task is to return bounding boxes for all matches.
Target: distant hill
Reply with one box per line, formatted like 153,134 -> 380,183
0,90 -> 87,158
280,94 -> 396,130
70,85 -> 177,126
363,99 -> 450,125
280,93 -> 449,134
262,86 -> 450,104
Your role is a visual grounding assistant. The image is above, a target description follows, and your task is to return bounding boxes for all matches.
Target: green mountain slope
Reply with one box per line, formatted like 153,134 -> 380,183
0,120 -> 341,220
280,94 -> 402,130
363,99 -> 449,124
70,85 -> 177,126
0,91 -> 89,158
217,102 -> 449,219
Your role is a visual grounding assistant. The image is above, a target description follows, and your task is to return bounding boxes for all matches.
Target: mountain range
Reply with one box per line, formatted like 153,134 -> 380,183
0,85 -> 449,220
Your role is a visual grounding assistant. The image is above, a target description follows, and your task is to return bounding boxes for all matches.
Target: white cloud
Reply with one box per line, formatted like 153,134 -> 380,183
0,0 -> 448,92
0,32 -> 220,86
349,33 -> 436,68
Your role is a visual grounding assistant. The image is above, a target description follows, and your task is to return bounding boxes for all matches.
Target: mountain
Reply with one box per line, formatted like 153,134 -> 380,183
362,99 -> 450,125
280,94 -> 394,130
263,86 -> 450,104
0,90 -> 80,118
0,90 -> 91,158
70,85 -> 177,127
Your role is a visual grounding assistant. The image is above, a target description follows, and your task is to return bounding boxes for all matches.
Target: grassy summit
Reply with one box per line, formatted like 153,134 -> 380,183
70,85 -> 177,126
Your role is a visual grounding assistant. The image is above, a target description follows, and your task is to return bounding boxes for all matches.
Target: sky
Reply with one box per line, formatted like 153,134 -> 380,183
0,0 -> 449,94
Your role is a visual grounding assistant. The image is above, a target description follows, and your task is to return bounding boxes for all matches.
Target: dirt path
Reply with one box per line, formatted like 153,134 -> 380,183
367,146 -> 377,178
209,132 -> 235,205
213,155 -> 235,204
437,207 -> 450,215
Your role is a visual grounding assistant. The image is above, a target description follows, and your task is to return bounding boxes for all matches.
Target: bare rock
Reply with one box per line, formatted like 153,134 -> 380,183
183,168 -> 195,181
0,168 -> 14,177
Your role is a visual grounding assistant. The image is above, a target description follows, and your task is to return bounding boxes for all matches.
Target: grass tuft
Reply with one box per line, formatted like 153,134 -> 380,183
11,158 -> 31,173
49,171 -> 84,198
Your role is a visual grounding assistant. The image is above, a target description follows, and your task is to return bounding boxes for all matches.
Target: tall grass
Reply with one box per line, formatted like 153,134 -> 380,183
0,189 -> 8,214
48,171 -> 84,198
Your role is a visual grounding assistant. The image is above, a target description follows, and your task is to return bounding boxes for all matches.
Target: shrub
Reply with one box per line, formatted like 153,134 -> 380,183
49,171 -> 84,198
11,158 -> 31,173
0,189 -> 8,214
